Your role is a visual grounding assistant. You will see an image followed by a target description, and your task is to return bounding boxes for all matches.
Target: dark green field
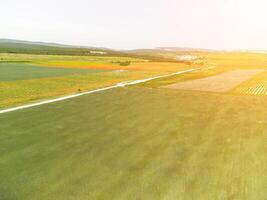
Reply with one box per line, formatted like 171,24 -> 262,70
1,87 -> 267,200
0,63 -> 108,81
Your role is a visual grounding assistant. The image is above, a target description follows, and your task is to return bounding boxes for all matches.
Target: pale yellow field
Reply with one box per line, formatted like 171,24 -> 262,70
163,70 -> 264,93
201,52 -> 267,70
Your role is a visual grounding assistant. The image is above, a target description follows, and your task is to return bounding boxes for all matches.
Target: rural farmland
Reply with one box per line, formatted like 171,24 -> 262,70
3,0 -> 267,199
1,45 -> 267,199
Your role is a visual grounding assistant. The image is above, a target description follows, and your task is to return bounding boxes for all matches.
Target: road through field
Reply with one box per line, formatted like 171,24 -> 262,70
0,68 -> 199,114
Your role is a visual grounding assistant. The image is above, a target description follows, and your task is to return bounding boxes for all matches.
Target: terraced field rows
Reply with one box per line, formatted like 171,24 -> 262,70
233,71 -> 267,96
238,81 -> 267,95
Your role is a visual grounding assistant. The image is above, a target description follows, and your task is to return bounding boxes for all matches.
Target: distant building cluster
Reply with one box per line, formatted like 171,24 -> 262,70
90,51 -> 107,55
176,55 -> 198,61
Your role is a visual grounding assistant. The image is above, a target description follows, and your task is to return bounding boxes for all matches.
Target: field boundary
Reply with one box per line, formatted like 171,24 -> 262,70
0,68 -> 200,114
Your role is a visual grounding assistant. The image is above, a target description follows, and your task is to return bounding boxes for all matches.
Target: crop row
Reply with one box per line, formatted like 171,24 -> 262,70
237,80 -> 267,95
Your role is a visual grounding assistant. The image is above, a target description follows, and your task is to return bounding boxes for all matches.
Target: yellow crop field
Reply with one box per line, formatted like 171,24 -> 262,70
37,61 -> 193,72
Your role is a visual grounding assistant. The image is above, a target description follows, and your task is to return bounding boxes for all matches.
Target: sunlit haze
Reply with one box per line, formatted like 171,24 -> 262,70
1,0 -> 267,50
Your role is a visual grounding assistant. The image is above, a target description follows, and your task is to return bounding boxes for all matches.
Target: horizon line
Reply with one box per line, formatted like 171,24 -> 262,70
1,37 -> 267,53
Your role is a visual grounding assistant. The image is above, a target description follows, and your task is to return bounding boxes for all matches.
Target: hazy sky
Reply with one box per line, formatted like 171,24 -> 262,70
1,0 -> 267,50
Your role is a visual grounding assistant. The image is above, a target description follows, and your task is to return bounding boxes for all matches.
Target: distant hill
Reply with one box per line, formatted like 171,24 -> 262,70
0,39 -> 112,49
0,39 -> 120,56
126,47 -> 218,55
0,39 -> 77,48
0,39 -> 185,62
125,48 -> 196,60
156,47 -> 218,52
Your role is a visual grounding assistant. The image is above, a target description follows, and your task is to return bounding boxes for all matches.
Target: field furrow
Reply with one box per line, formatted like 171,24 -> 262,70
232,71 -> 267,96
